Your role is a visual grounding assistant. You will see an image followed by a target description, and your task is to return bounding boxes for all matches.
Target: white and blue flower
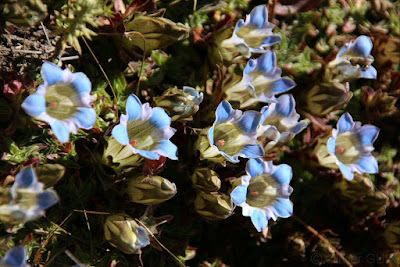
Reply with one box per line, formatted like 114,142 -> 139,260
197,100 -> 264,164
0,246 -> 30,267
325,112 -> 379,180
230,158 -> 293,232
21,62 -> 96,143
221,5 -> 281,59
111,94 -> 178,161
224,51 -> 296,108
0,167 -> 59,224
258,94 -> 308,152
325,35 -> 377,83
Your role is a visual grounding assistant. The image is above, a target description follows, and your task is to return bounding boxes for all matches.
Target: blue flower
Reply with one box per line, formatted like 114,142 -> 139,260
111,94 -> 178,161
0,167 -> 59,224
197,101 -> 264,164
0,246 -> 29,267
325,36 -> 377,83
230,158 -> 293,232
21,62 -> 96,143
258,94 -> 307,152
224,51 -> 296,108
325,112 -> 379,180
221,5 -> 281,58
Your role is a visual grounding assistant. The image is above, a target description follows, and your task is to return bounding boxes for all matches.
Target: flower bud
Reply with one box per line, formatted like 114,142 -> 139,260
35,164 -> 65,188
192,168 -> 221,192
104,214 -> 150,254
154,87 -> 203,122
102,137 -> 143,172
122,16 -> 189,53
126,175 -> 177,205
194,192 -> 232,220
305,82 -> 353,116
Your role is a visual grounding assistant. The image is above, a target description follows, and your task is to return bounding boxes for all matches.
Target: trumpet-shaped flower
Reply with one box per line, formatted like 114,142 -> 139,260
112,94 -> 178,161
224,51 -> 296,108
325,113 -> 379,180
0,246 -> 30,267
198,101 -> 264,164
258,94 -> 307,152
0,167 -> 59,224
221,5 -> 281,58
325,36 -> 377,83
230,158 -> 293,232
21,62 -> 96,143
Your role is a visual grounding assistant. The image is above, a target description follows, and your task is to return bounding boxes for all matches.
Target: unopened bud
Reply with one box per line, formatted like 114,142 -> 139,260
194,192 -> 232,220
126,175 -> 177,205
192,168 -> 221,192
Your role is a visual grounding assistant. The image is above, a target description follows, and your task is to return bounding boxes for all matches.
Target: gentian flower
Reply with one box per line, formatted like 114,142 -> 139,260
21,62 -> 96,143
224,51 -> 296,108
0,246 -> 30,267
325,113 -> 379,180
230,158 -> 293,232
197,100 -> 264,164
111,94 -> 178,160
221,5 -> 281,58
258,94 -> 307,153
0,167 -> 59,224
325,35 -> 377,83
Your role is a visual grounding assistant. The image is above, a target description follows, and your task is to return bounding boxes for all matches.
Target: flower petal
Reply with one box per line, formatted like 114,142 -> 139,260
111,124 -> 129,146
241,144 -> 264,158
256,51 -> 276,73
51,120 -> 70,143
356,155 -> 378,174
0,247 -> 27,266
337,112 -> 354,133
75,108 -> 96,129
237,111 -> 261,133
21,94 -> 45,117
261,35 -> 282,46
358,125 -> 379,146
136,149 -> 160,160
126,95 -> 143,121
327,136 -> 336,155
246,158 -> 265,178
362,66 -> 377,79
268,77 -> 296,94
14,167 -> 36,189
273,198 -> 293,218
150,107 -> 171,128
216,100 -> 233,123
339,162 -> 354,180
249,5 -> 268,28
231,185 -> 248,205
250,209 -> 268,232
37,190 -> 59,209
155,140 -> 178,160
41,62 -> 63,85
72,72 -> 91,94
353,36 -> 373,57
272,164 -> 292,185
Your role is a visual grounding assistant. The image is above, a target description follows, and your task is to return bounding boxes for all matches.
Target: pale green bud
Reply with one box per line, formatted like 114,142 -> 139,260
122,16 -> 189,53
104,214 -> 150,254
305,82 -> 353,116
194,192 -> 232,220
126,175 -> 177,205
102,137 -> 143,172
154,87 -> 203,122
36,164 -> 65,188
192,168 -> 221,192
